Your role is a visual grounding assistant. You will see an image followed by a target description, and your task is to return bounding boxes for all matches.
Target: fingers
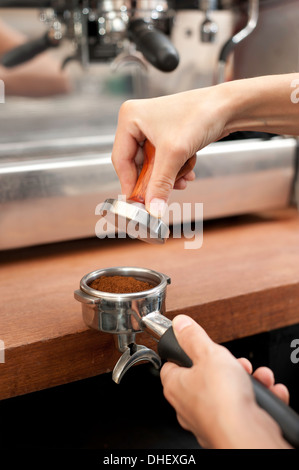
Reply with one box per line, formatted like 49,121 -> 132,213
160,361 -> 188,412
111,133 -> 139,197
173,171 -> 196,190
253,367 -> 275,388
145,144 -> 187,215
170,315 -> 215,364
159,318 -> 210,407
112,98 -> 196,204
183,170 -> 196,182
253,367 -> 290,405
237,363 -> 290,405
160,361 -> 179,386
111,101 -> 146,197
173,178 -> 187,190
235,360 -> 290,405
176,155 -> 197,180
237,357 -> 253,375
269,384 -> 290,405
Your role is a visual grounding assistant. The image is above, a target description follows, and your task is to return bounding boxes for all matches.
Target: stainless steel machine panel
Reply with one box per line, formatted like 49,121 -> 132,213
0,136 -> 296,250
0,0 -> 298,250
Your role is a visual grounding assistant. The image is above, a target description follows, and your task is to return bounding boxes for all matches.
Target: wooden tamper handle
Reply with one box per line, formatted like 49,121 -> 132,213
129,140 -> 196,204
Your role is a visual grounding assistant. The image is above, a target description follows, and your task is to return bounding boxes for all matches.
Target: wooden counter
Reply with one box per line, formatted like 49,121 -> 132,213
1,209 -> 299,400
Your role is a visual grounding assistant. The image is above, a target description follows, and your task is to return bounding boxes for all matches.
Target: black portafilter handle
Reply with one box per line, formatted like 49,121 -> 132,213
1,32 -> 59,68
158,326 -> 299,448
128,19 -> 179,72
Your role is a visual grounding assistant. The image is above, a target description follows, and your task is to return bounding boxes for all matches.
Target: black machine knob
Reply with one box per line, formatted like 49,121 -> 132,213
1,31 -> 60,68
128,19 -> 179,72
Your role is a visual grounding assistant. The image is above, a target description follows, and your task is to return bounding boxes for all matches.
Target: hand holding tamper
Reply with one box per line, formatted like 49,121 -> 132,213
100,140 -> 195,243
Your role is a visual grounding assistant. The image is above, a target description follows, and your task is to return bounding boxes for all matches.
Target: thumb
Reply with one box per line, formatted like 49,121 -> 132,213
172,315 -> 215,364
145,147 -> 183,217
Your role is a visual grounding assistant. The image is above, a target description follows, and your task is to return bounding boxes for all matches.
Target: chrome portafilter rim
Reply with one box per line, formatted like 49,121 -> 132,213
79,266 -> 170,300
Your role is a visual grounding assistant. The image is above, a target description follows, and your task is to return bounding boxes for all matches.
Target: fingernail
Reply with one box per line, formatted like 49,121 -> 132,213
173,315 -> 193,333
148,198 -> 167,218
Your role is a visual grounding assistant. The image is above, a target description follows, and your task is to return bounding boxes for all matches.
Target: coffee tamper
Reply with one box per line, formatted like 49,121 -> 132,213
99,140 -> 195,244
75,266 -> 299,448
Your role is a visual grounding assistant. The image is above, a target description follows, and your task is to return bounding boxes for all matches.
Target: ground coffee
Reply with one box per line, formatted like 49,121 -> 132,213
90,275 -> 154,294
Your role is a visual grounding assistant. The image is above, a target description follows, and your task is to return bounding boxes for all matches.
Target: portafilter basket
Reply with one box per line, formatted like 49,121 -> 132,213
75,266 -> 299,447
74,266 -> 191,383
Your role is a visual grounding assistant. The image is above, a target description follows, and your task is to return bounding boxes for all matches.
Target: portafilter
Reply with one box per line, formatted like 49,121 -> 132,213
75,266 -> 299,448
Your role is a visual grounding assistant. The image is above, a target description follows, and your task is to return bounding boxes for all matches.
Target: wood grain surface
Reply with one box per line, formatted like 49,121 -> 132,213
1,209 -> 299,400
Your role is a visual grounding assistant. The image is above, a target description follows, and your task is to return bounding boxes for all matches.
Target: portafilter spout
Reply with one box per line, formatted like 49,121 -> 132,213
75,266 -> 299,448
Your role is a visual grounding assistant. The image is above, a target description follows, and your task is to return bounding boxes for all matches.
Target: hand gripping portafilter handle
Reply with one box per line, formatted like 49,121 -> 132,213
129,140 -> 196,204
158,326 -> 299,448
128,19 -> 179,72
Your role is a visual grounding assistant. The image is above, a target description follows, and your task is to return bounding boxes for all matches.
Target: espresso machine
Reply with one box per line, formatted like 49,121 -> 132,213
0,0 -> 298,249
0,0 -> 180,72
0,1 -> 261,84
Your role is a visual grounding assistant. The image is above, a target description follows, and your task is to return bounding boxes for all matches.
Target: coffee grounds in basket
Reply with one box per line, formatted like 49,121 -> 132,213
89,275 -> 154,294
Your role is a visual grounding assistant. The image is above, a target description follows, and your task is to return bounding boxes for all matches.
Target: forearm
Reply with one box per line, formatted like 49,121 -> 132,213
112,72 -> 299,206
222,73 -> 299,136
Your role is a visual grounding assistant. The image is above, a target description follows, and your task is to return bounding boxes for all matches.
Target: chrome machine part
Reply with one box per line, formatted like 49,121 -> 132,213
0,9 -> 64,68
0,1 -> 179,71
217,0 -> 259,83
0,134 -> 296,250
141,311 -> 172,340
74,266 -> 171,382
112,344 -> 161,383
199,0 -> 218,43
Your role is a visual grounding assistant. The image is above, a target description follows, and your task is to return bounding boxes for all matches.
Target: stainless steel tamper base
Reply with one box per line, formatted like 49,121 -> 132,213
100,198 -> 169,244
